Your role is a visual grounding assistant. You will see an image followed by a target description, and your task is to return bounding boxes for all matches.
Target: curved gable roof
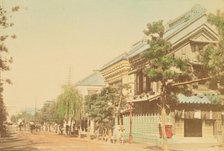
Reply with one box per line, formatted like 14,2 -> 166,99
101,4 -> 217,69
127,4 -> 215,59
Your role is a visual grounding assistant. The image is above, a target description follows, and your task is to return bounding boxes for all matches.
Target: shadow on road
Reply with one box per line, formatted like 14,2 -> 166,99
0,141 -> 43,151
1,132 -> 24,144
1,146 -> 40,151
1,135 -> 23,143
144,146 -> 183,151
0,128 -> 43,151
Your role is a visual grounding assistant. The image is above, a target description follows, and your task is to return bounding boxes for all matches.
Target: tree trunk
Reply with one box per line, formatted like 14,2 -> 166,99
161,106 -> 168,151
161,81 -> 168,151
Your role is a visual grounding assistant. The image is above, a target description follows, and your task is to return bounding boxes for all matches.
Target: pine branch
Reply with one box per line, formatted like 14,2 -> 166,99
171,72 -> 224,87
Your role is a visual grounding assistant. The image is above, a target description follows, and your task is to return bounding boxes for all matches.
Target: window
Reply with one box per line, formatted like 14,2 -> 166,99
191,43 -> 206,52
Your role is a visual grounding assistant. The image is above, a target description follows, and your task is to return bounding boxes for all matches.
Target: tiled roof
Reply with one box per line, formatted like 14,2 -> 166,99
101,4 -> 208,70
101,52 -> 128,70
177,94 -> 211,104
127,4 -> 207,59
75,70 -> 106,86
127,40 -> 150,58
124,4 -> 206,58
125,92 -> 221,104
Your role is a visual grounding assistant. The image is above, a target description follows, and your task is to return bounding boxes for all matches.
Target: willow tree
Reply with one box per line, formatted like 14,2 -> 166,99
56,85 -> 82,123
0,5 -> 19,136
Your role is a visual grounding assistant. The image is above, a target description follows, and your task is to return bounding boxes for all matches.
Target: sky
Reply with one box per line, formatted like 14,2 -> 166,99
2,0 -> 224,116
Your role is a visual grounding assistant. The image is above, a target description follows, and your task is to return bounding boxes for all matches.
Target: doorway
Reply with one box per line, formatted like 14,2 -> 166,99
184,119 -> 202,137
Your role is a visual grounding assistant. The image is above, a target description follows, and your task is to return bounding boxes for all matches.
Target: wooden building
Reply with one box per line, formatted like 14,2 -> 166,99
122,4 -> 223,143
100,52 -> 133,95
75,70 -> 106,96
99,4 -> 223,143
174,93 -> 223,138
128,4 -> 219,97
75,70 -> 106,136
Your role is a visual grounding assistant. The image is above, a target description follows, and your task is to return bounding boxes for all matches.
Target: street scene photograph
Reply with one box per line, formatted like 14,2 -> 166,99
0,0 -> 224,151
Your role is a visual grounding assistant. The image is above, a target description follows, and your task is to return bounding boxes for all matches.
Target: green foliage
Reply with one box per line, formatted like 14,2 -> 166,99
199,44 -> 224,74
142,12 -> 224,151
0,99 -> 7,127
144,20 -> 165,37
36,100 -> 57,123
34,85 -> 82,124
199,13 -> 224,75
208,13 -> 224,37
143,15 -> 224,106
10,111 -> 34,123
85,87 -> 116,127
207,94 -> 223,105
144,21 -> 190,83
55,98 -> 66,122
196,12 -> 224,91
55,85 -> 82,122
0,6 -> 19,72
0,5 -> 19,133
85,85 -> 130,129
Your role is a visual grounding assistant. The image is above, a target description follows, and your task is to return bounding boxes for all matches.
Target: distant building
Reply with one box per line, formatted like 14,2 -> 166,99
100,52 -> 131,87
75,70 -> 106,97
75,70 -> 106,135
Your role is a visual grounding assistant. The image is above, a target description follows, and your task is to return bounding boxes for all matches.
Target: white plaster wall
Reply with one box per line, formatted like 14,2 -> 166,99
76,85 -> 104,97
174,43 -> 199,62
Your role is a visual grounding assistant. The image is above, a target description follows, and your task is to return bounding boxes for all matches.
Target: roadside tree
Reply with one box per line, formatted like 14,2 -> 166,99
56,84 -> 82,123
0,5 -> 19,136
36,100 -> 57,124
85,84 -> 130,137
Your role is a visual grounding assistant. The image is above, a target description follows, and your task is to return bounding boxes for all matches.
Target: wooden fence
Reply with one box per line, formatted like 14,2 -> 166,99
123,113 -> 174,144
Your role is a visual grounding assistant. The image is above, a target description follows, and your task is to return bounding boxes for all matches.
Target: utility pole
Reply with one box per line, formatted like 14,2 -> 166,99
68,67 -> 71,85
35,99 -> 37,122
66,67 -> 71,122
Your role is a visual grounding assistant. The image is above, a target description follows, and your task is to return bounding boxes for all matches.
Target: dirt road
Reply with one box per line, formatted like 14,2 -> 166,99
0,126 -> 223,151
0,126 -> 145,151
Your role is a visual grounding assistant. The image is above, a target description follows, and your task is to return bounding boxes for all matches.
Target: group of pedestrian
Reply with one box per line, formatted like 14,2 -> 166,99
53,119 -> 81,137
16,119 -> 126,144
94,124 -> 125,144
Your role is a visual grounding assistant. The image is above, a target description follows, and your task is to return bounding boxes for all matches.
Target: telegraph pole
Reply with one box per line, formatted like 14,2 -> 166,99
68,67 -> 71,85
35,99 -> 37,122
66,67 -> 71,122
